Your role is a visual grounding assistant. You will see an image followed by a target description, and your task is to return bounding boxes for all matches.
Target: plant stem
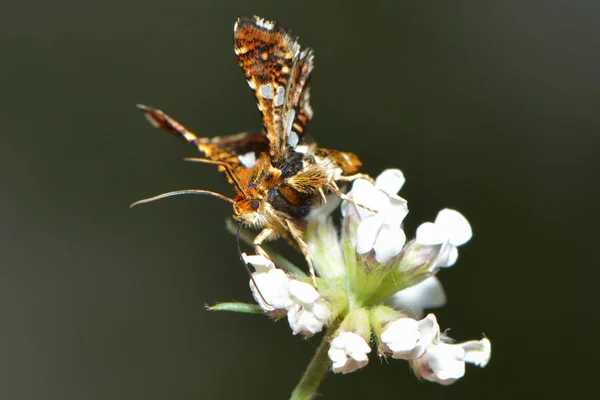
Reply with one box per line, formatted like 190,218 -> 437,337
290,330 -> 332,400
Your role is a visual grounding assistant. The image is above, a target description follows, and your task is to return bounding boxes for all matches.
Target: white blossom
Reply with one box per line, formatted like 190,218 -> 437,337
328,332 -> 371,374
287,280 -> 330,335
380,314 -> 439,359
462,337 -> 492,368
244,253 -> 331,334
415,209 -> 472,268
244,253 -> 293,312
342,169 -> 409,263
387,276 -> 446,318
415,337 -> 491,385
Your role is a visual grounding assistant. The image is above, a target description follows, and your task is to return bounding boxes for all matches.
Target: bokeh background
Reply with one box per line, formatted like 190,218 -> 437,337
1,1 -> 598,399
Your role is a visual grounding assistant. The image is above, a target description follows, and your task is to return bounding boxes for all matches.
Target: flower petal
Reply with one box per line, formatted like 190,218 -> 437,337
346,179 -> 379,218
375,169 -> 405,195
250,268 -> 292,311
286,280 -> 330,336
380,314 -> 439,359
355,216 -> 381,254
380,318 -> 420,353
287,303 -> 327,335
434,243 -> 458,268
373,224 -> 406,263
242,253 -> 275,273
388,276 -> 446,318
435,209 -> 472,246
288,279 -> 320,305
420,342 -> 466,384
461,337 -> 491,367
382,196 -> 409,226
328,332 -> 371,374
415,222 -> 447,245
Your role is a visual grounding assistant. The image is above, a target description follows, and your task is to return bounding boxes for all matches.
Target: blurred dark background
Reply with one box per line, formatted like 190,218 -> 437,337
1,1 -> 598,399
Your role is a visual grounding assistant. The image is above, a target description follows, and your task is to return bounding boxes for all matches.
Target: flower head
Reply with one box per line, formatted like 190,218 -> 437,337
215,169 -> 490,385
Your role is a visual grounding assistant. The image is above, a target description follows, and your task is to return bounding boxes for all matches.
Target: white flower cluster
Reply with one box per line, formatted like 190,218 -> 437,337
378,312 -> 490,384
243,254 -> 330,336
236,169 -> 490,384
330,310 -> 490,380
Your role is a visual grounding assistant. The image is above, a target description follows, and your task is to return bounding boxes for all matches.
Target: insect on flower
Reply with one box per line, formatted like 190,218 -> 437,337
133,15 -> 370,280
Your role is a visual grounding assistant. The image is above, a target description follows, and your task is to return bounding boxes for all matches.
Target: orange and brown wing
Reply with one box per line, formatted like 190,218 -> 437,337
314,148 -> 362,175
234,15 -> 315,163
137,104 -> 268,171
289,48 -> 314,145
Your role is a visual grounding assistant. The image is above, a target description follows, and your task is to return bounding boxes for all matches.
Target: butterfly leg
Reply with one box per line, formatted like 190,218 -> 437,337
337,173 -> 374,183
253,227 -> 276,260
284,220 -> 317,286
329,182 -> 378,213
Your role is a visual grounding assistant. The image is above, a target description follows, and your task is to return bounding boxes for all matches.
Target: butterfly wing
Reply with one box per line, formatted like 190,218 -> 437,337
234,15 -> 315,164
137,104 -> 268,173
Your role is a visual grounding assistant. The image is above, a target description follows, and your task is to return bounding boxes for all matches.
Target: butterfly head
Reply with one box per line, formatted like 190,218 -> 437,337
232,188 -> 269,228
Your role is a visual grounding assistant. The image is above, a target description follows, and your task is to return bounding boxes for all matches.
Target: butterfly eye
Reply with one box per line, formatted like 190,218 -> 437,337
249,199 -> 260,211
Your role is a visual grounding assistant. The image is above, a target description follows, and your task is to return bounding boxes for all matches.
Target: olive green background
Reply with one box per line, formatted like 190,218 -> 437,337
1,1 -> 598,399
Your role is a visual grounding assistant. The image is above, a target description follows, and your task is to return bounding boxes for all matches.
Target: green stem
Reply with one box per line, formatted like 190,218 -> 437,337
290,329 -> 333,400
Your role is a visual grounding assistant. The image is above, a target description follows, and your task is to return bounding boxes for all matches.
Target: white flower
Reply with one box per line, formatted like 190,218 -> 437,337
462,337 -> 492,368
380,314 -> 439,359
287,280 -> 331,335
328,332 -> 371,374
342,169 -> 409,263
415,337 -> 491,385
387,276 -> 447,318
244,253 -> 331,334
415,209 -> 472,268
244,253 -> 293,312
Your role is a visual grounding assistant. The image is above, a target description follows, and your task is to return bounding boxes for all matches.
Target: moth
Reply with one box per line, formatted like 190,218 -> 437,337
135,15 -> 368,280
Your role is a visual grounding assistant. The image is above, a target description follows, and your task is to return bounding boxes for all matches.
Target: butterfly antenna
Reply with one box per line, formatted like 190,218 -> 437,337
130,189 -> 234,208
184,158 -> 248,198
236,222 -> 272,308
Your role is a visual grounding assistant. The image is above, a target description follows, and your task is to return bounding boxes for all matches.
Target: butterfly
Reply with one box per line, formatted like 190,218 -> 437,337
134,15 -> 368,281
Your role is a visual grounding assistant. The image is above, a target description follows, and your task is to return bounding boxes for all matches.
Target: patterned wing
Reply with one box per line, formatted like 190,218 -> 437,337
314,148 -> 362,175
287,48 -> 314,147
234,15 -> 315,163
137,104 -> 268,172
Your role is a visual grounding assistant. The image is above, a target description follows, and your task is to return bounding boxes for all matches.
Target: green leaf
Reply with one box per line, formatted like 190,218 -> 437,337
206,302 -> 264,314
